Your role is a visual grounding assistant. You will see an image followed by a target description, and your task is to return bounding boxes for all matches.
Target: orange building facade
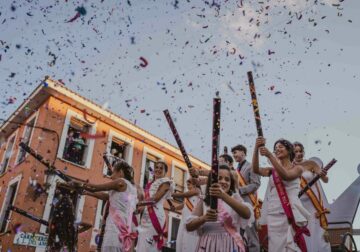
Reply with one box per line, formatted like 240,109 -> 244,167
0,78 -> 209,251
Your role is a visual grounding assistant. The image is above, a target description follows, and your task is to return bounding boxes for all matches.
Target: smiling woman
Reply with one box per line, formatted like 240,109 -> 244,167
137,161 -> 175,252
252,137 -> 311,252
186,164 -> 253,252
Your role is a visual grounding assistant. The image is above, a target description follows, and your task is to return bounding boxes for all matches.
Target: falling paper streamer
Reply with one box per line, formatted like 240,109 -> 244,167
66,6 -> 87,23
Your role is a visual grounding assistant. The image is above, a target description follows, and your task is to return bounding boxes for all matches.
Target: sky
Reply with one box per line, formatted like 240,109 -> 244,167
1,0 -> 360,246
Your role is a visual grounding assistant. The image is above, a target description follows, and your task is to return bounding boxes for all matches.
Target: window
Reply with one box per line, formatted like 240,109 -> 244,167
142,153 -> 160,189
167,213 -> 181,249
0,134 -> 16,175
62,117 -> 91,166
104,137 -> 128,177
16,117 -> 36,164
0,180 -> 19,232
173,166 -> 187,202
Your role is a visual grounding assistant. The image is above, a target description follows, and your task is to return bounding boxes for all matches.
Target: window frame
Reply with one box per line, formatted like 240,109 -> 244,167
103,130 -> 134,177
0,130 -> 18,175
171,160 -> 189,201
139,146 -> 164,189
167,211 -> 181,248
57,109 -> 97,169
15,111 -> 39,165
0,174 -> 22,232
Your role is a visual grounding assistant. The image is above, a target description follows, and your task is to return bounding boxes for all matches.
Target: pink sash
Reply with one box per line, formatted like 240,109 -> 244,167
144,181 -> 167,249
272,171 -> 310,252
109,205 -> 138,252
218,200 -> 246,252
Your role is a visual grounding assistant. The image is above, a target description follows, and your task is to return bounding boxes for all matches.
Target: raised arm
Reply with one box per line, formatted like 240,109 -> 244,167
260,147 -> 303,181
252,137 -> 272,177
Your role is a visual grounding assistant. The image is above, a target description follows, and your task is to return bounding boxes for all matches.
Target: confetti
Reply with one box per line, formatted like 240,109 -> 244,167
66,6 -> 87,23
139,57 -> 148,68
80,131 -> 106,139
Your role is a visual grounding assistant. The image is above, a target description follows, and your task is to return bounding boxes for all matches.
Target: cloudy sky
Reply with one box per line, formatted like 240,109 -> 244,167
1,0 -> 359,245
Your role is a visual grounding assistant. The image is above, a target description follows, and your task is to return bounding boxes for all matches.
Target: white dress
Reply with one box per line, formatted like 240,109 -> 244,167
137,177 -> 174,252
300,170 -> 331,252
188,193 -> 254,252
176,194 -> 201,252
102,179 -> 138,252
259,176 -> 311,252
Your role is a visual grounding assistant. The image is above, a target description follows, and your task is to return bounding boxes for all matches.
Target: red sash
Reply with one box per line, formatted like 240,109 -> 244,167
144,181 -> 167,249
272,171 -> 310,252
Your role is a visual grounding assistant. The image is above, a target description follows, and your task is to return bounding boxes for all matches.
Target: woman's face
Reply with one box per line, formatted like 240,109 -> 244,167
294,145 -> 304,162
274,142 -> 289,160
154,163 -> 166,179
218,169 -> 231,193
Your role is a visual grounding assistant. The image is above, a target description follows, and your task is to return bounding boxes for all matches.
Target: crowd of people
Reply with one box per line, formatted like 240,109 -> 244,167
50,137 -> 330,252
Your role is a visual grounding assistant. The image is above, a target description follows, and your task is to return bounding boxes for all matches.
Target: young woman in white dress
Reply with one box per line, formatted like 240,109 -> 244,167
293,142 -> 331,252
71,160 -> 138,252
136,161 -> 174,252
252,137 -> 311,252
172,179 -> 201,252
186,164 -> 253,252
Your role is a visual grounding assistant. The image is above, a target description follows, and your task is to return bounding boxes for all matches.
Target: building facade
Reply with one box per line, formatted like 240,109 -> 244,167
0,77 -> 209,251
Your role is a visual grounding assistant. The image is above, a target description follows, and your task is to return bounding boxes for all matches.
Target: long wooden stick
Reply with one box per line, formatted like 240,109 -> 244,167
163,109 -> 195,175
9,205 -> 49,226
247,71 -> 264,138
19,142 -> 72,182
298,159 -> 337,197
210,98 -> 221,210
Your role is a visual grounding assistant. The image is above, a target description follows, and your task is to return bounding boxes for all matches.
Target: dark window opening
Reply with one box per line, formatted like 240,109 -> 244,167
142,154 -> 159,189
63,117 -> 90,166
105,137 -> 128,176
17,117 -> 36,164
0,135 -> 16,175
0,182 -> 18,232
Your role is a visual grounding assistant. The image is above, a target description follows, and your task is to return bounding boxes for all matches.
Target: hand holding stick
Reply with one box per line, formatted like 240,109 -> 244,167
298,158 -> 337,198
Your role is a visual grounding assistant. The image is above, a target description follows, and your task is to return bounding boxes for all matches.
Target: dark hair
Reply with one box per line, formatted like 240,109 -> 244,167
273,139 -> 295,162
231,145 -> 247,155
204,164 -> 236,206
293,141 -> 305,153
219,154 -> 234,164
47,195 -> 77,252
155,161 -> 168,173
113,160 -> 135,184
